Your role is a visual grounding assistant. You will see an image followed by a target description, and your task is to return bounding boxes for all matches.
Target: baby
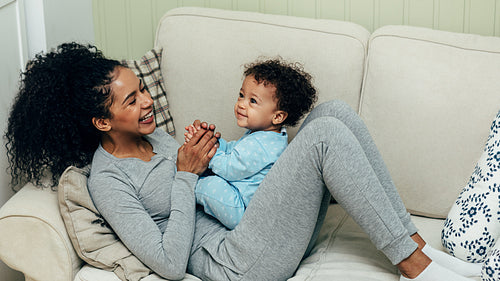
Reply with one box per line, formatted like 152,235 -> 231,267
185,58 -> 317,229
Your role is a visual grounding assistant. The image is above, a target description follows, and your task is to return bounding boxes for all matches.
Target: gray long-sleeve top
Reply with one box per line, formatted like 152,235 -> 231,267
88,129 -> 198,280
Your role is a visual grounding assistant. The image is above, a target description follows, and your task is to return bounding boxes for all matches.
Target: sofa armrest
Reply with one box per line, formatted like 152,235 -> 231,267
0,183 -> 83,281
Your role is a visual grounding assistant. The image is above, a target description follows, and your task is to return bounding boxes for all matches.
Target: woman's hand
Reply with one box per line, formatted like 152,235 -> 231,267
177,122 -> 220,175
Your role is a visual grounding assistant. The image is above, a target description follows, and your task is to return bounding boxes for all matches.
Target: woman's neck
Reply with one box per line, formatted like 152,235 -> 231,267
101,133 -> 155,162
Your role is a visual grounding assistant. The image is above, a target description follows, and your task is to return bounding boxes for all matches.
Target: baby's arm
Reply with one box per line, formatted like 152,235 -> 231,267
209,136 -> 273,181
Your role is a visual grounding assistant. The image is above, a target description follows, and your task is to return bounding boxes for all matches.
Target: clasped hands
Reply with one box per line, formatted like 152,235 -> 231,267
176,120 -> 220,175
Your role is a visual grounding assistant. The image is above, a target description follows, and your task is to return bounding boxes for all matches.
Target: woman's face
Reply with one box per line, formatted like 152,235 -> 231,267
106,67 -> 155,138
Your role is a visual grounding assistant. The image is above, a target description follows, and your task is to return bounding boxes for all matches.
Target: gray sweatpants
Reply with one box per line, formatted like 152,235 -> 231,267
187,100 -> 419,281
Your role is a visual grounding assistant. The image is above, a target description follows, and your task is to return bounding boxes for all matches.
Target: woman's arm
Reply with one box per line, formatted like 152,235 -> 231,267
89,168 -> 197,280
89,128 -> 218,280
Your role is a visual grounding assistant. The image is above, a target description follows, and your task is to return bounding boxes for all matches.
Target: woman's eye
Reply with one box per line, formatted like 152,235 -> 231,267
139,80 -> 146,92
129,99 -> 136,105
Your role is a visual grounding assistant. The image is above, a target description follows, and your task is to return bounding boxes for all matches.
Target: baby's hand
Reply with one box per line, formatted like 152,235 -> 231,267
184,120 -> 221,145
184,124 -> 198,144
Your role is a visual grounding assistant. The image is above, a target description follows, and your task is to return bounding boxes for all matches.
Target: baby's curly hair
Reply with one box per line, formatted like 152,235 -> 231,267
243,58 -> 317,127
5,42 -> 122,189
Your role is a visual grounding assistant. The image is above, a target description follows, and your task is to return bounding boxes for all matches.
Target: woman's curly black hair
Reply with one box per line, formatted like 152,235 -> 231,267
243,58 -> 317,127
5,42 -> 122,189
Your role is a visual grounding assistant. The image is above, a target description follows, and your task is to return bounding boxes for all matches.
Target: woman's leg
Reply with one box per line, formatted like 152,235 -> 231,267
300,100 -> 418,236
302,101 -> 480,278
188,100 -> 418,280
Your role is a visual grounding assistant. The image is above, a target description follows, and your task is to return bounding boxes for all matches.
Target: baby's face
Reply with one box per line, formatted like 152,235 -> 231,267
234,75 -> 280,132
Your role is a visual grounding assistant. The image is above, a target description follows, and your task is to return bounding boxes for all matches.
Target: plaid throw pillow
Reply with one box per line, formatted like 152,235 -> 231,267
121,48 -> 175,135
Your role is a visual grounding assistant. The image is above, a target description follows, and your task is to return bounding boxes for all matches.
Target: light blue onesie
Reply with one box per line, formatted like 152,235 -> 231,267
195,127 -> 288,229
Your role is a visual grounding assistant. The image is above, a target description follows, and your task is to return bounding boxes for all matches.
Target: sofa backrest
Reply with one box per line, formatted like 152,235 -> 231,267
360,26 -> 500,218
155,7 -> 500,219
155,7 -> 370,144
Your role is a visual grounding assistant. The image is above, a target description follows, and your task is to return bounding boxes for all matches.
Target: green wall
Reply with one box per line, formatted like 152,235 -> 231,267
93,0 -> 500,59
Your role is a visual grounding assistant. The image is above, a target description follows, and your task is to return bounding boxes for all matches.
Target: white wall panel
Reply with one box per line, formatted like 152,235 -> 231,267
0,1 -> 28,279
93,0 -> 500,59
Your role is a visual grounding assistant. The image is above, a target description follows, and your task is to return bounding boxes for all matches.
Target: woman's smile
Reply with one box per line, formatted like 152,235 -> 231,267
140,110 -> 154,124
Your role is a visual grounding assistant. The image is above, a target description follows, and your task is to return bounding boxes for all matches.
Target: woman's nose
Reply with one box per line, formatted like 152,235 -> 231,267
142,91 -> 153,107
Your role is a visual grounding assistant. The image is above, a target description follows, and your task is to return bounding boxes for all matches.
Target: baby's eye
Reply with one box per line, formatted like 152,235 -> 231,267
238,93 -> 244,98
250,98 -> 257,104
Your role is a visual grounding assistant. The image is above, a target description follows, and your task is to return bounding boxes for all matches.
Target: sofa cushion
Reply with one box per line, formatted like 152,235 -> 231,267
75,265 -> 201,281
0,183 -> 81,281
121,47 -> 175,136
155,7 -> 370,144
58,166 -> 152,281
290,204 -> 468,281
291,205 -> 398,281
360,25 -> 500,218
290,204 -> 481,281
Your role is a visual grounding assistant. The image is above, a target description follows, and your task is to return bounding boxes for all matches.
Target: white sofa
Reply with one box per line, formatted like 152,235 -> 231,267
2,7 -> 500,281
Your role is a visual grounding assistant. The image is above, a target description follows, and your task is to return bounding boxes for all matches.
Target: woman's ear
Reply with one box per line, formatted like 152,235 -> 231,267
92,117 -> 111,132
272,111 -> 288,126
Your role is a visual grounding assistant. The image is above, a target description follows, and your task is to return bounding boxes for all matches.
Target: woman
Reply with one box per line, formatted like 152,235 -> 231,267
5,43 -> 480,281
